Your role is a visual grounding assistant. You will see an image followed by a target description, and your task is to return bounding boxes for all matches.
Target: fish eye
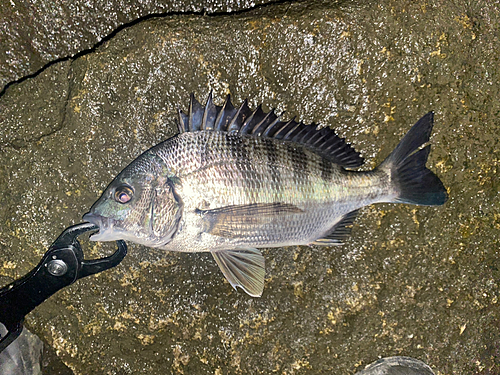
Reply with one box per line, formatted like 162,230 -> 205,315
114,185 -> 134,204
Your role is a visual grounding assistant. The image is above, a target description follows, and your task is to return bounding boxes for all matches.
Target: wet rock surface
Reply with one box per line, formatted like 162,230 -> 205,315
0,0 -> 287,93
0,0 -> 499,374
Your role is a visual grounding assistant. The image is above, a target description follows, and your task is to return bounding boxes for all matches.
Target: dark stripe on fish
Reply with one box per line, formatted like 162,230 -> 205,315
320,157 -> 333,182
228,133 -> 255,193
200,134 -> 210,167
233,134 -> 250,163
263,139 -> 282,198
286,143 -> 307,182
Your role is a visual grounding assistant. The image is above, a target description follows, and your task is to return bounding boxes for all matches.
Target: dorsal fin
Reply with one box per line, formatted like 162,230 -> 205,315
177,93 -> 364,168
201,91 -> 218,131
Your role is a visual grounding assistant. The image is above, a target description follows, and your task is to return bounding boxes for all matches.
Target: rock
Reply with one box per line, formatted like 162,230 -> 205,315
0,0 -> 499,373
0,0 -> 296,93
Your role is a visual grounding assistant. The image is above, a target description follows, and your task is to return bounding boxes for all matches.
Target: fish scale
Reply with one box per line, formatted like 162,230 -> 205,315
162,132 -> 370,248
83,93 -> 448,297
165,132 -> 344,207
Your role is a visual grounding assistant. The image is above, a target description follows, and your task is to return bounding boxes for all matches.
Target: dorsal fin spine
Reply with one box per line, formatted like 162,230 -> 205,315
239,106 -> 258,135
324,139 -> 342,153
252,109 -> 276,137
250,106 -> 265,135
227,99 -> 247,133
201,91 -> 213,130
307,128 -> 326,147
261,112 -> 281,137
272,116 -> 295,139
177,107 -> 186,133
291,123 -> 309,143
252,106 -> 277,136
188,93 -> 195,132
177,93 -> 364,168
214,95 -> 231,131
280,119 -> 300,140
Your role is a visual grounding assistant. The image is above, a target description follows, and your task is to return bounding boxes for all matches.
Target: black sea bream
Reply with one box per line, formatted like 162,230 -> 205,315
83,93 -> 448,297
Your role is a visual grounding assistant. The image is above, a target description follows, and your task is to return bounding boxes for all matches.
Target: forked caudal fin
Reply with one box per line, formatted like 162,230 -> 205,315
379,112 -> 448,206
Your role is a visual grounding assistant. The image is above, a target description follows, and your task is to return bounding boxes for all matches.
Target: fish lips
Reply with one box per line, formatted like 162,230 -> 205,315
82,212 -> 114,241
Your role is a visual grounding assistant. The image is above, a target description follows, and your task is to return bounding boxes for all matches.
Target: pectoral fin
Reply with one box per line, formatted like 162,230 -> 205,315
198,202 -> 303,238
312,209 -> 359,245
212,248 -> 265,297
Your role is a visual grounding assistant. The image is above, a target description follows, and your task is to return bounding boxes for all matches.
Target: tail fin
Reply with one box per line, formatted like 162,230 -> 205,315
379,112 -> 448,206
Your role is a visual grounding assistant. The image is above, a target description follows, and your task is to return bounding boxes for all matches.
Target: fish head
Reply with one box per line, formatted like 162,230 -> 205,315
83,153 -> 183,247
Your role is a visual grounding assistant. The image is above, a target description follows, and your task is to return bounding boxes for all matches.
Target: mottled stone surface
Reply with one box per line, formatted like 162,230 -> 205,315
0,0 -> 282,93
0,0 -> 499,374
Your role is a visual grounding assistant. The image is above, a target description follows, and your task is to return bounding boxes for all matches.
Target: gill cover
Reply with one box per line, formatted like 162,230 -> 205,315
150,176 -> 183,246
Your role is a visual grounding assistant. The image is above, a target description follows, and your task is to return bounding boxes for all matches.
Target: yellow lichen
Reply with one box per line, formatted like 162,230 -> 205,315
137,333 -> 155,345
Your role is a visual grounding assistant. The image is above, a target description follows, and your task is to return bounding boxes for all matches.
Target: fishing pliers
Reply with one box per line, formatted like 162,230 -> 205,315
0,222 -> 127,353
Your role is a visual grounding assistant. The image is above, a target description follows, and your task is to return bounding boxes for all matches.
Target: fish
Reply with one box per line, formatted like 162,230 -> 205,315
83,92 -> 448,297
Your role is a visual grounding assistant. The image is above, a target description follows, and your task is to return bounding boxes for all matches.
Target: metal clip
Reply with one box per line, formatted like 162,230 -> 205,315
0,222 -> 127,353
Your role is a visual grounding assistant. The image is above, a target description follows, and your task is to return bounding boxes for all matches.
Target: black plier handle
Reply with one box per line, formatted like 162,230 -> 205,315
0,222 -> 127,353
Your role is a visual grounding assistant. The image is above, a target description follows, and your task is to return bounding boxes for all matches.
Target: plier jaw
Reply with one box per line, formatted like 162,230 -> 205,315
0,222 -> 127,353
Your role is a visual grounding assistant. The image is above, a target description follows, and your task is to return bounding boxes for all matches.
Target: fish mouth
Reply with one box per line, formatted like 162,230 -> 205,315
82,212 -> 115,241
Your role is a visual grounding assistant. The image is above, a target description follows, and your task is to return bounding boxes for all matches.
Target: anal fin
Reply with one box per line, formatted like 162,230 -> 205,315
212,248 -> 265,297
312,209 -> 359,245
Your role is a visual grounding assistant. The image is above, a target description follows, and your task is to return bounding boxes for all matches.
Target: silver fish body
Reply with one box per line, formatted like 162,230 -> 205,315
150,131 -> 387,251
83,93 -> 447,296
